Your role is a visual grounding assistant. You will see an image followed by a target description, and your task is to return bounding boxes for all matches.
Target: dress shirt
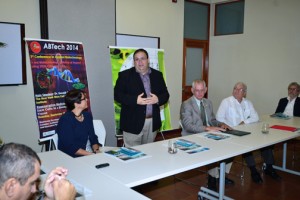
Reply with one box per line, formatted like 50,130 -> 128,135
216,96 -> 259,127
283,97 -> 295,116
139,68 -> 152,117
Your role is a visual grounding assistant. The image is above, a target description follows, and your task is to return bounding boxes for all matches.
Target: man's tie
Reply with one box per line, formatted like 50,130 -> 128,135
200,101 -> 207,126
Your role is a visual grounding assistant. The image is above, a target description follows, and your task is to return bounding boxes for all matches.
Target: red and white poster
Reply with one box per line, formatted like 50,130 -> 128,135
26,39 -> 90,138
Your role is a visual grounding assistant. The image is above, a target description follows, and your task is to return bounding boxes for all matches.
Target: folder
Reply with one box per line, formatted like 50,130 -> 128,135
270,125 -> 298,132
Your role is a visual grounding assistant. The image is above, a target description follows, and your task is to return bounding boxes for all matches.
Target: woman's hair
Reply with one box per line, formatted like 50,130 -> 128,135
65,89 -> 85,111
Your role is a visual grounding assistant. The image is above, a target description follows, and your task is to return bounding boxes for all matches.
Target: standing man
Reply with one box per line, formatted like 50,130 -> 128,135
0,143 -> 76,200
216,82 -> 280,183
275,82 -> 300,117
114,49 -> 169,147
180,79 -> 232,191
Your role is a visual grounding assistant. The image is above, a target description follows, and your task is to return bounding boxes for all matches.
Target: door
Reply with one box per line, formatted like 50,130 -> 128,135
182,39 -> 209,101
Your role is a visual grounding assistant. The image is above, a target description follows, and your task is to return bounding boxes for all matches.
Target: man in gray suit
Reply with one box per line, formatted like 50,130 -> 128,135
180,79 -> 232,191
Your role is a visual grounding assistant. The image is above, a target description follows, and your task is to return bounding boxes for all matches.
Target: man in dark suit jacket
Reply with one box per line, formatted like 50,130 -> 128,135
114,49 -> 169,147
180,79 -> 232,191
275,82 -> 300,117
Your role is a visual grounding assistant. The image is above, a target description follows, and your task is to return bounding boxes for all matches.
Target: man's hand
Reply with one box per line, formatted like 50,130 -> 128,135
146,93 -> 159,104
137,93 -> 147,105
205,126 -> 226,132
52,179 -> 76,200
137,92 -> 158,105
220,123 -> 232,130
44,167 -> 69,200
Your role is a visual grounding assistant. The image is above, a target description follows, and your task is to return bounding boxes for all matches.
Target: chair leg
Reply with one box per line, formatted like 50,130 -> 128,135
160,131 -> 165,140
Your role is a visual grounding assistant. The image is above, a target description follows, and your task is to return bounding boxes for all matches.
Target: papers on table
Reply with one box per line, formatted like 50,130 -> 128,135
105,147 -> 149,162
175,139 -> 210,154
203,133 -> 230,140
270,113 -> 291,120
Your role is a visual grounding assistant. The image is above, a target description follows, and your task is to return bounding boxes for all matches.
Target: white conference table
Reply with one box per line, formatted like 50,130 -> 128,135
79,136 -> 247,188
39,116 -> 300,200
38,150 -> 150,200
78,116 -> 300,200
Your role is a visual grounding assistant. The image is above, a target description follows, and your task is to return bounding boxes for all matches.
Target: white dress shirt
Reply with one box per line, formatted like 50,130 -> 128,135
216,96 -> 259,127
283,97 -> 296,116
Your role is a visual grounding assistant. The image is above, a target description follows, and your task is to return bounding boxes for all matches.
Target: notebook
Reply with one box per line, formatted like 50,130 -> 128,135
221,129 -> 251,136
270,125 -> 298,132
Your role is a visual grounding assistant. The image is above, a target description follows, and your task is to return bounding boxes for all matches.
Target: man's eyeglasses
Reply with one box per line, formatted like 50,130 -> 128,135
234,88 -> 246,93
80,97 -> 87,101
288,87 -> 298,91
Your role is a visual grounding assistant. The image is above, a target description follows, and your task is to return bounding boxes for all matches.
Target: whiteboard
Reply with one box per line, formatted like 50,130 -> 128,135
116,34 -> 159,49
0,22 -> 26,85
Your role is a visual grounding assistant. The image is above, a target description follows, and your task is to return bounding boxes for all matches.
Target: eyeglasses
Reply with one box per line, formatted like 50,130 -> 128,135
80,97 -> 87,101
288,87 -> 298,91
234,87 -> 246,93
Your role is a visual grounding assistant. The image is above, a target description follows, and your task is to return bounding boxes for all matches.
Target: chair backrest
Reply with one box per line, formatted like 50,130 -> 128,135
51,133 -> 58,150
179,120 -> 183,129
93,119 -> 106,146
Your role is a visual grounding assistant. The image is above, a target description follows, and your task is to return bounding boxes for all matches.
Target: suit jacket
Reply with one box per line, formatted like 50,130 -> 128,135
275,96 -> 300,117
180,97 -> 221,136
114,67 -> 169,134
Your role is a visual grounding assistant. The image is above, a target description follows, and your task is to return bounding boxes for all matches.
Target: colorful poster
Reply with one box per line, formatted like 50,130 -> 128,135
26,39 -> 90,138
109,46 -> 172,136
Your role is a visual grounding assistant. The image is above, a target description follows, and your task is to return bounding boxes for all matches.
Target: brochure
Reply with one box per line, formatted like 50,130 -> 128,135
187,147 -> 210,154
105,147 -> 148,162
173,139 -> 210,154
270,113 -> 291,120
175,139 -> 201,151
204,133 -> 230,140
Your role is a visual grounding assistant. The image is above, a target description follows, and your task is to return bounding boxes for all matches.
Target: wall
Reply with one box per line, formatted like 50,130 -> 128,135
209,0 -> 300,116
47,0 -> 116,146
0,0 -> 117,151
0,0 -> 41,151
116,0 -> 184,129
1,0 -> 300,151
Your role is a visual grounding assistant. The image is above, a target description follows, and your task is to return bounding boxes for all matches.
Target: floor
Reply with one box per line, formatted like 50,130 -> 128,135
133,140 -> 300,200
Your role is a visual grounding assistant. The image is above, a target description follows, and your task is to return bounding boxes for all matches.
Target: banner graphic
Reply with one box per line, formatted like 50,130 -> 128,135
109,46 -> 171,136
26,39 -> 90,138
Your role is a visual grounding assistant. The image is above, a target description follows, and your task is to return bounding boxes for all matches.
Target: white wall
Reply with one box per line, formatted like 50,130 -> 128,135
209,0 -> 300,116
116,0 -> 184,129
0,0 -> 41,151
1,0 -> 300,151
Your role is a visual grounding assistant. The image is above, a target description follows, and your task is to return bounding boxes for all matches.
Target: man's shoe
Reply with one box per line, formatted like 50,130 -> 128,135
207,175 -> 217,191
251,171 -> 263,183
225,177 -> 234,185
264,168 -> 281,180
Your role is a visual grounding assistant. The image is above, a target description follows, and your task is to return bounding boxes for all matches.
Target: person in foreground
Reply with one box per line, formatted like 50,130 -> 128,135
275,82 -> 300,117
56,89 -> 101,157
114,48 -> 170,147
216,82 -> 281,183
0,143 -> 76,200
180,79 -> 232,191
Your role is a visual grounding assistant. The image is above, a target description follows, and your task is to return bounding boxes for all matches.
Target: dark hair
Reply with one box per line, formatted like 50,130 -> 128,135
0,143 -> 41,187
133,48 -> 149,59
65,89 -> 85,111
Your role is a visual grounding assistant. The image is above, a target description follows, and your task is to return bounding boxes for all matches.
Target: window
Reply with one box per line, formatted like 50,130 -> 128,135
215,0 -> 245,36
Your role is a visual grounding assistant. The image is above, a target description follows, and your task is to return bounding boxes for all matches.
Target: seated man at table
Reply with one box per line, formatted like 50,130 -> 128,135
275,82 -> 300,117
180,79 -> 232,191
0,142 -> 76,200
216,82 -> 281,183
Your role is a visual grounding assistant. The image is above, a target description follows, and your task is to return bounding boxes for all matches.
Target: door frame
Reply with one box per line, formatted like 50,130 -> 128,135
182,38 -> 209,101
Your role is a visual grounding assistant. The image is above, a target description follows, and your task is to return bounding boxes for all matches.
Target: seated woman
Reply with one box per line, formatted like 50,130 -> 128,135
56,89 -> 100,157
